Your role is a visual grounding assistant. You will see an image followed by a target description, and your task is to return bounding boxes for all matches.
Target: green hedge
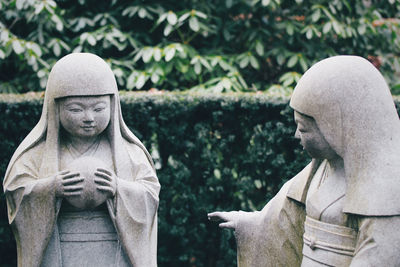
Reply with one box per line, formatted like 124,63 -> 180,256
0,92 -> 399,266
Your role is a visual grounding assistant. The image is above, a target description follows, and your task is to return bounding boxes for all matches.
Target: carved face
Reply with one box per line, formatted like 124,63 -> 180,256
59,95 -> 111,139
294,110 -> 338,160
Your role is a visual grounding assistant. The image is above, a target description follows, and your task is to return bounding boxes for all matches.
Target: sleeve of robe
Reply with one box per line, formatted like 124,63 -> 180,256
3,142 -> 57,267
233,163 -> 314,267
110,142 -> 160,267
350,216 -> 400,267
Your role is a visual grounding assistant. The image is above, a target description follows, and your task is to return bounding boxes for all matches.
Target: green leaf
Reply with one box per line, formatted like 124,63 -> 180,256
195,11 -> 207,19
151,73 -> 160,83
113,68 -> 124,77
219,60 -> 231,70
35,3 -> 44,14
199,57 -> 211,70
221,77 -> 231,90
87,34 -> 96,46
214,81 -> 224,93
287,55 -> 298,68
154,48 -> 162,61
136,73 -> 147,89
239,56 -> 249,68
332,21 -> 341,34
0,30 -> 9,42
262,0 -> 271,6
47,0 -> 57,8
156,13 -> 168,25
286,24 -> 294,35
312,8 -> 321,22
163,24 -> 173,36
306,28 -> 313,39
190,56 -> 199,64
37,69 -> 46,78
167,11 -> 177,25
133,50 -> 143,62
12,40 -> 24,54
127,72 -> 136,90
282,76 -> 293,87
189,17 -> 200,32
165,47 -> 176,62
53,42 -> 61,56
138,8 -> 147,18
323,21 -> 332,34
255,41 -> 264,56
194,61 -> 202,74
357,24 -> 366,35
277,54 -> 285,65
254,180 -> 262,189
28,43 -> 41,56
214,169 -> 221,179
142,48 -> 153,63
299,57 -> 307,72
16,0 -> 24,10
179,12 -> 190,22
250,56 -> 259,69
51,15 -> 64,31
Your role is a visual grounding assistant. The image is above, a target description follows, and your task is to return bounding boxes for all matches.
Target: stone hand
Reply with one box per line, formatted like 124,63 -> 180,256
207,211 -> 240,230
54,170 -> 83,197
94,168 -> 117,198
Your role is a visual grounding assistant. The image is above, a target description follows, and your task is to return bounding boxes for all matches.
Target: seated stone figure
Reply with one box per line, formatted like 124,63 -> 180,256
3,53 -> 160,267
209,56 -> 400,266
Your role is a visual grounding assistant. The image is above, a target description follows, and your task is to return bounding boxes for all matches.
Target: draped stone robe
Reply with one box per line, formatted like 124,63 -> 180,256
4,135 -> 160,267
234,161 -> 400,267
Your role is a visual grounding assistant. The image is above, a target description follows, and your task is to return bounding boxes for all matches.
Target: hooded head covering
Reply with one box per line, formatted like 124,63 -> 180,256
290,55 -> 400,216
5,53 -> 153,189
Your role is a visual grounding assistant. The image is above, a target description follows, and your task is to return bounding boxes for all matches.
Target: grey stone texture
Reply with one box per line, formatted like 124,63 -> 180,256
3,53 -> 160,267
209,56 -> 400,266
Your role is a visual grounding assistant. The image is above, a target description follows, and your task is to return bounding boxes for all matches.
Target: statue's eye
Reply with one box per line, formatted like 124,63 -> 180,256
298,128 -> 307,133
69,108 -> 82,113
94,107 -> 105,112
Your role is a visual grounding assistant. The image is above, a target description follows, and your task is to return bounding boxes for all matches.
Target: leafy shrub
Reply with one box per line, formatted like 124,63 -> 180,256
0,92 -> 399,266
1,1 -> 400,94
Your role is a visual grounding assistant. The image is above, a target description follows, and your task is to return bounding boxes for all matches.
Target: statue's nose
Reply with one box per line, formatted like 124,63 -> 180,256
83,111 -> 94,122
294,128 -> 301,139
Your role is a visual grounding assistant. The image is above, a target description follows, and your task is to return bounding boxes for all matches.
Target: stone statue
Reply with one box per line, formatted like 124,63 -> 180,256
3,53 -> 160,267
208,56 -> 400,266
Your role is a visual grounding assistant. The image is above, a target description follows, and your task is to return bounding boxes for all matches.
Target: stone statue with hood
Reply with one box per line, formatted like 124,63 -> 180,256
3,53 -> 160,267
209,56 -> 400,266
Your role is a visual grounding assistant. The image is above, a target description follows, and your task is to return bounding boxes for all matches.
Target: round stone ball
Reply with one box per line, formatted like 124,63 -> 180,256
65,156 -> 109,210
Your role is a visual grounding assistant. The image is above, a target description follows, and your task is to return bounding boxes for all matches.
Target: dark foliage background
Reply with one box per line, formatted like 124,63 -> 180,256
0,92 -> 399,266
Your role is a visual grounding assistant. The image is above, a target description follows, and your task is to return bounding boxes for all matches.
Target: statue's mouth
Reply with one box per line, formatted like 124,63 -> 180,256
81,126 -> 95,130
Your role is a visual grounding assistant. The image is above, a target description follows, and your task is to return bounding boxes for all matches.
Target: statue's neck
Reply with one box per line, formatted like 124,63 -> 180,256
326,157 -> 345,182
65,135 -> 100,155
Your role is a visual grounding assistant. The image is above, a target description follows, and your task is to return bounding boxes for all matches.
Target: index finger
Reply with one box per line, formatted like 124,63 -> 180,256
207,211 -> 229,222
96,168 -> 113,176
62,172 -> 80,179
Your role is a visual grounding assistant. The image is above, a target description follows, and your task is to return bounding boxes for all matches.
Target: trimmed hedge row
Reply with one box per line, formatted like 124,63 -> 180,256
0,92 -> 398,266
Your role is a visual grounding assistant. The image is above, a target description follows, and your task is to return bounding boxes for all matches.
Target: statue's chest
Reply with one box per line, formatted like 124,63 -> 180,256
306,163 -> 348,226
302,162 -> 357,267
